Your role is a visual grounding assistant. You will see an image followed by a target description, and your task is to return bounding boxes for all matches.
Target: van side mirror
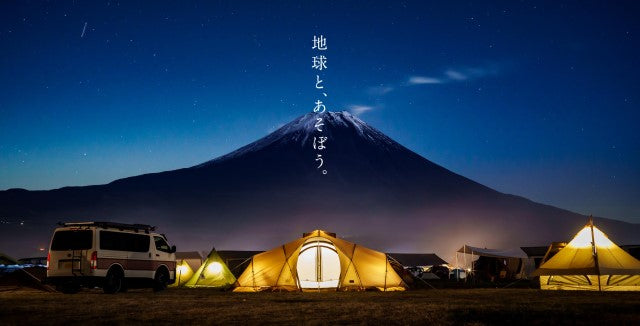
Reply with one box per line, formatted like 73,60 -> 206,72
171,245 -> 176,253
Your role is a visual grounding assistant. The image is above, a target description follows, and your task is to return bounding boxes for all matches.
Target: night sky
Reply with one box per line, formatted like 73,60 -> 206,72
1,1 -> 638,223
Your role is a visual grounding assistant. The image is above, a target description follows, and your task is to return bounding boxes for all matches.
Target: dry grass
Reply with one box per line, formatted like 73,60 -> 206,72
1,287 -> 639,325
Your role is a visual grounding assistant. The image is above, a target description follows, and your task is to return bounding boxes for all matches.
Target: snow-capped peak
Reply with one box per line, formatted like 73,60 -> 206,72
195,111 -> 400,167
275,111 -> 367,136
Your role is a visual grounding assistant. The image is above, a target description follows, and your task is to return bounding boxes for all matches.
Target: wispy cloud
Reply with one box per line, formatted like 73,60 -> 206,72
408,76 -> 443,85
444,69 -> 468,81
363,65 -> 501,106
408,66 -> 500,86
367,85 -> 395,96
354,65 -> 499,117
446,67 -> 497,81
348,105 -> 376,116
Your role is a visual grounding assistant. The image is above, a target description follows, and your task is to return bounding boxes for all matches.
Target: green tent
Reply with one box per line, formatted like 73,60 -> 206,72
185,248 -> 236,289
171,258 -> 197,287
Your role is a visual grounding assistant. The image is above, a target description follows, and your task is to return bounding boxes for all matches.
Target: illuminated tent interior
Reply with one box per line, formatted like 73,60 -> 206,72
170,251 -> 203,287
233,230 -> 406,292
532,221 -> 640,291
184,248 -> 236,289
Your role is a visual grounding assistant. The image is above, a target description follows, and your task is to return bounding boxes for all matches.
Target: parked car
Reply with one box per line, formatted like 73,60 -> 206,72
46,221 -> 176,293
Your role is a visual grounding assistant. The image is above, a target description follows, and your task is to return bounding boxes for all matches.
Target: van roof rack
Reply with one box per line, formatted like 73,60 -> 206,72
58,221 -> 156,233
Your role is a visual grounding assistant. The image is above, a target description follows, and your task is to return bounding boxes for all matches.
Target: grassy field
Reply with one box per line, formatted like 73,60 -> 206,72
1,287 -> 639,325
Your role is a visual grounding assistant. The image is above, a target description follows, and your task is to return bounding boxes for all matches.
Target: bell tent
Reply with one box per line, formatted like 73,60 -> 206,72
184,248 -> 236,289
532,220 -> 640,291
233,230 -> 407,292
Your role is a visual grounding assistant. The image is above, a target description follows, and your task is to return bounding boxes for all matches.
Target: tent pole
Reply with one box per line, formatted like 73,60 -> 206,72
316,240 -> 322,291
414,273 -> 437,289
384,255 -> 388,292
177,260 -> 182,286
467,246 -> 472,283
455,251 -> 458,282
251,258 -> 256,290
349,244 -> 365,290
589,216 -> 602,292
462,246 -> 466,282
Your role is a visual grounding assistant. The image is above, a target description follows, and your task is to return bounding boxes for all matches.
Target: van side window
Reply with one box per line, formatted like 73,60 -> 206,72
100,231 -> 150,252
154,236 -> 171,253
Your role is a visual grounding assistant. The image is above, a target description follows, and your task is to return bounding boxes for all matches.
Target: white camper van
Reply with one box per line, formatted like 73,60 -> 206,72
46,222 -> 176,293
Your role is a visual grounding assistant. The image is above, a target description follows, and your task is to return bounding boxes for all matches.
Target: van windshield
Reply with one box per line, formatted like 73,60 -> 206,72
51,230 -> 93,251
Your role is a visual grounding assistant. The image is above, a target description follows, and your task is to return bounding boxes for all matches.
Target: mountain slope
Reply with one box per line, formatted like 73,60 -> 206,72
1,111 -> 638,259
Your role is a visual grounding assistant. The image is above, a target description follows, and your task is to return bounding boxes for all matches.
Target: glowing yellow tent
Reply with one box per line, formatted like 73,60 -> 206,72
233,230 -> 406,292
171,252 -> 203,287
532,220 -> 640,291
172,260 -> 196,287
184,248 -> 236,289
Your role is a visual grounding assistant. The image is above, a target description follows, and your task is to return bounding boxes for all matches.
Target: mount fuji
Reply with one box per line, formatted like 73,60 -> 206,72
1,111 -> 639,259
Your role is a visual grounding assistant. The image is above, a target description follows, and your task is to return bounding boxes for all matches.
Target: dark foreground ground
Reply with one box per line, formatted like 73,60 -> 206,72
1,287 -> 639,325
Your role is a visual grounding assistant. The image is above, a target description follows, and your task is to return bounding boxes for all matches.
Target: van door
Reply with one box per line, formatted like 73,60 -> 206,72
126,233 -> 152,278
153,236 -> 174,279
48,229 -> 94,277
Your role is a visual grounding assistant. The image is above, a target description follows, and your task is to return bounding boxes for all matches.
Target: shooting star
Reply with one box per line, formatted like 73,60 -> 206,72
80,22 -> 87,38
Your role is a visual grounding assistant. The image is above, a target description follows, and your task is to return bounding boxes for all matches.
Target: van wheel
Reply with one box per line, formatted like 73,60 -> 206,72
153,268 -> 169,292
103,268 -> 123,294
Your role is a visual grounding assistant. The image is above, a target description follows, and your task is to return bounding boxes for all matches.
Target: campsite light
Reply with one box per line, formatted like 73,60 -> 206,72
90,251 -> 98,270
207,262 -> 223,275
177,264 -> 189,274
46,252 -> 50,270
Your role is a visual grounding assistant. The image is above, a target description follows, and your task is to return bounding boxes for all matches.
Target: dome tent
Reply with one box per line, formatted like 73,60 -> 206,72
233,230 -> 406,292
532,219 -> 640,291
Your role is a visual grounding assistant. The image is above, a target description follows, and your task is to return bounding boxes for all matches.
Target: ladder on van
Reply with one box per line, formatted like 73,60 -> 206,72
71,250 -> 84,275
